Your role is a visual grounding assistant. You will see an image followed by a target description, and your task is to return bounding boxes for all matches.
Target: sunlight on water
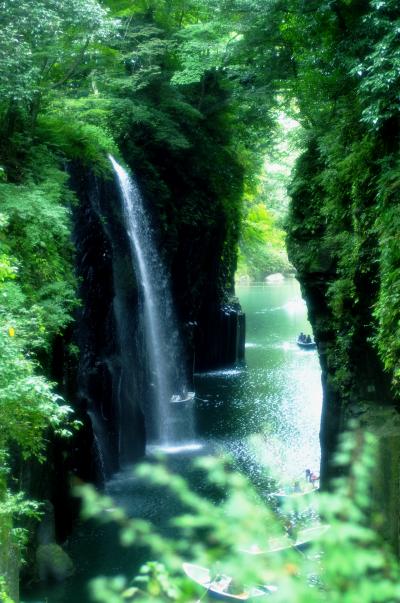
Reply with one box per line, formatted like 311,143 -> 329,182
195,278 -> 322,485
283,298 -> 307,315
255,297 -> 306,316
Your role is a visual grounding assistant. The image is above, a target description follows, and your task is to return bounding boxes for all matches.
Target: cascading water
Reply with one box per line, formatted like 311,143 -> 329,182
110,156 -> 198,451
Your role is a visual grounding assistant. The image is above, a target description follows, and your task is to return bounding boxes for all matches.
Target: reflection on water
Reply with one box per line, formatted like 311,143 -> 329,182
23,278 -> 322,603
255,298 -> 306,315
195,278 -> 322,482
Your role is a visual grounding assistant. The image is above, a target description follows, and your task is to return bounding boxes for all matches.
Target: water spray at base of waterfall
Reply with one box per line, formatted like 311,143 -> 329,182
146,442 -> 203,455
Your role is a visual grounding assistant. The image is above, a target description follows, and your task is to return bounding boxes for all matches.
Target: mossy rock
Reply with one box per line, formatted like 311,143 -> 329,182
36,544 -> 74,582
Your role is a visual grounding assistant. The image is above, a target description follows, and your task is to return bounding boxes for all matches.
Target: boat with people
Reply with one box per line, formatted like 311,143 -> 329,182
297,340 -> 316,349
272,469 -> 319,499
240,524 -> 330,555
182,563 -> 277,600
170,391 -> 196,403
296,332 -> 316,349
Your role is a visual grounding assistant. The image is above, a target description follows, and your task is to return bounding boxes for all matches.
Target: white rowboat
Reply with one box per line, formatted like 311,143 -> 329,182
170,391 -> 195,403
182,563 -> 276,600
241,524 -> 330,555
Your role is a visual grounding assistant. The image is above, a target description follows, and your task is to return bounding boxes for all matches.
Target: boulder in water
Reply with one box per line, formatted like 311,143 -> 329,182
265,273 -> 285,283
36,544 -> 74,582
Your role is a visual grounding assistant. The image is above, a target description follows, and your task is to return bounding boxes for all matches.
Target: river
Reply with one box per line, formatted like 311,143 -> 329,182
23,278 -> 322,603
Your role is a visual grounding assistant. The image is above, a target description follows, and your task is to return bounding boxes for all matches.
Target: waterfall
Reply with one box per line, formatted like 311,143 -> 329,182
110,156 -> 197,451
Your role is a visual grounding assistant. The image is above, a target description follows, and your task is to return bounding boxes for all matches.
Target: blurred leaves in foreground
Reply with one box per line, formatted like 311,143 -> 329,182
78,425 -> 400,603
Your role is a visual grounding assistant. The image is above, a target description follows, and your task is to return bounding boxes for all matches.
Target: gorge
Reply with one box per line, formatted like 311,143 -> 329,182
25,278 -> 322,603
1,1 -> 400,602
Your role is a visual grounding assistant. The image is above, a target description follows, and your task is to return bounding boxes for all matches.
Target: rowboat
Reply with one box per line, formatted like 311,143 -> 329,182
273,485 -> 317,499
240,524 -> 330,555
170,391 -> 195,403
294,525 -> 330,549
296,339 -> 316,349
182,563 -> 276,600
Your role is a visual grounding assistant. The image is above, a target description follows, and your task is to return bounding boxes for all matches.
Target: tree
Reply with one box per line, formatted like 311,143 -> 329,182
0,0 -> 110,132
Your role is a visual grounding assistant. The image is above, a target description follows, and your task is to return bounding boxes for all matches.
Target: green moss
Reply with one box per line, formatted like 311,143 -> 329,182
36,114 -> 117,175
374,166 -> 400,386
287,119 -> 400,403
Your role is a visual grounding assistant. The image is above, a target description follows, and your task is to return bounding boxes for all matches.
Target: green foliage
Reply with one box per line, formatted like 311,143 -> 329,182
171,21 -> 238,85
238,115 -> 300,281
373,161 -> 400,385
238,202 -> 290,281
353,1 -> 400,129
36,113 -> 117,173
0,148 -> 80,599
1,0 -> 400,600
90,562 -> 181,603
0,162 -> 77,340
279,0 -> 400,401
0,338 -> 72,459
0,157 -> 79,438
0,252 -> 78,597
0,239 -> 77,448
0,0 -> 110,109
0,577 -> 14,603
1,0 -> 291,313
78,427 -> 400,602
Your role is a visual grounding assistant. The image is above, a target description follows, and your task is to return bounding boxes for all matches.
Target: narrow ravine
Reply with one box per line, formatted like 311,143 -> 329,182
23,278 -> 322,603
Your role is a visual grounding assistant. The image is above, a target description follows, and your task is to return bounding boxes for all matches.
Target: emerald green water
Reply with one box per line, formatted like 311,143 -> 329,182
23,278 -> 322,603
195,279 -> 322,481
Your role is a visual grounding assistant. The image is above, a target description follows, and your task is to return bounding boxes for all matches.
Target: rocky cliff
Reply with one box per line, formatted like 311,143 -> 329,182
67,160 -> 245,476
287,138 -> 400,553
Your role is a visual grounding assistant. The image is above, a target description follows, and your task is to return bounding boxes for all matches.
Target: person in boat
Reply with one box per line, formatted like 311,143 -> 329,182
298,332 -> 306,342
285,519 -> 296,540
293,481 -> 302,493
306,468 -> 319,486
227,577 -> 244,595
305,334 -> 312,344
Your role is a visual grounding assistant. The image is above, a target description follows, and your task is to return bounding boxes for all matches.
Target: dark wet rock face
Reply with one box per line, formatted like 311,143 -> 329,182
195,300 -> 245,371
286,141 -> 398,548
16,161 -> 247,594
67,164 -> 245,476
69,166 -> 147,476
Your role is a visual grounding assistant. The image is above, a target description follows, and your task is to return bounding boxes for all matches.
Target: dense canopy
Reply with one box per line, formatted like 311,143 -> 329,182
1,0 -> 400,601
